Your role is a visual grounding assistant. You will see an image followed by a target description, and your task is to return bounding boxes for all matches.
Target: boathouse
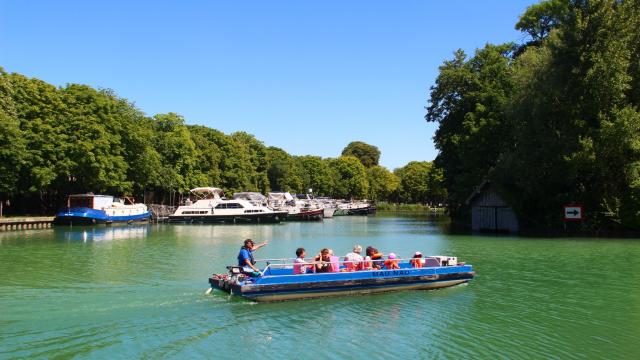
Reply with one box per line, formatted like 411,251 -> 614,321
466,180 -> 519,233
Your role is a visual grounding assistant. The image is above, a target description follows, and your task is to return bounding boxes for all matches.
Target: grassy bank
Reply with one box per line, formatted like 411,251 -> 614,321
376,202 -> 446,213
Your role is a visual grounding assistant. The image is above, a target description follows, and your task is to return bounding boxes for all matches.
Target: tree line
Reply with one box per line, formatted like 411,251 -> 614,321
427,0 -> 640,231
0,69 -> 443,214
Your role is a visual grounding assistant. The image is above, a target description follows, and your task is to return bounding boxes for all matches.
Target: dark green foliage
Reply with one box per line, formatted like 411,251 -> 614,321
0,68 -> 24,198
426,43 -> 515,216
328,156 -> 369,199
367,165 -> 398,201
516,0 -> 569,42
341,141 -> 381,168
429,0 -> 640,231
295,156 -> 336,196
394,161 -> 446,204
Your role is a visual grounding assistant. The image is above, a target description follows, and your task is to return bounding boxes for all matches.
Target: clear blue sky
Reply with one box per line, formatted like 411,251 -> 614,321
1,0 -> 536,169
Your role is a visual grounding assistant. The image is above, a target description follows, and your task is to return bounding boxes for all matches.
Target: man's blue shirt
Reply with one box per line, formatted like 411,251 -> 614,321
238,248 -> 253,267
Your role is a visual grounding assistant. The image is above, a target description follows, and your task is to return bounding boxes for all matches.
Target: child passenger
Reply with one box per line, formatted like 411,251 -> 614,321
293,247 -> 311,274
384,253 -> 400,270
410,251 -> 425,268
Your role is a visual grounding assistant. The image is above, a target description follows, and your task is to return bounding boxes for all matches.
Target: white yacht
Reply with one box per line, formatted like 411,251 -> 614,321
168,188 -> 288,224
268,192 -> 324,221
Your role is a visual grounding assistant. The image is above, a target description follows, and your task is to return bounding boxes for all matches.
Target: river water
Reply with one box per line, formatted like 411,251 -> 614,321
1,215 -> 639,359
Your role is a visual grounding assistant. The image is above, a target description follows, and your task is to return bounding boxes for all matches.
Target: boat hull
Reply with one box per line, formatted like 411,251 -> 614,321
53,207 -> 150,225
323,208 -> 336,218
244,279 -> 470,302
285,208 -> 324,221
168,211 -> 288,224
334,206 -> 376,216
210,265 -> 474,302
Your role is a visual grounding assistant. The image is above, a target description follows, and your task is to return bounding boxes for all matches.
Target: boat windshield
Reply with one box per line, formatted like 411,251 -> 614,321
69,196 -> 93,208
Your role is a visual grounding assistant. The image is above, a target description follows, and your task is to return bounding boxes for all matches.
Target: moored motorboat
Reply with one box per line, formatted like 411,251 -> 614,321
286,208 -> 324,221
334,201 -> 376,216
268,192 -> 324,221
209,256 -> 474,302
168,188 -> 288,224
53,194 -> 150,225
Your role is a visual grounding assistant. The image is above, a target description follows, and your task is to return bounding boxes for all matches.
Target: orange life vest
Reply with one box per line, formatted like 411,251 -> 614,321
384,259 -> 400,270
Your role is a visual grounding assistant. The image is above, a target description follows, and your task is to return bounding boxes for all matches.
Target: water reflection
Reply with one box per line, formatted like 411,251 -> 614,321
56,225 -> 149,242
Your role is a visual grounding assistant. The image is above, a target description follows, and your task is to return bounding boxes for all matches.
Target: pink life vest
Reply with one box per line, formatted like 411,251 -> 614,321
329,256 -> 340,272
293,258 -> 308,274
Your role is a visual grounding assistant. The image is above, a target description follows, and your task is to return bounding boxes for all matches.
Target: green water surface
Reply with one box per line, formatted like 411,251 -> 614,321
1,215 -> 639,359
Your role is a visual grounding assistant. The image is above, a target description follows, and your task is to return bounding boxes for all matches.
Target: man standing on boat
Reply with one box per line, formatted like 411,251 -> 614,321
238,239 -> 268,274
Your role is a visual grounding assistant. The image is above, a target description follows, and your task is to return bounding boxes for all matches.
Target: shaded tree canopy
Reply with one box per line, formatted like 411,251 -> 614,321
341,141 -> 381,168
427,0 -> 640,231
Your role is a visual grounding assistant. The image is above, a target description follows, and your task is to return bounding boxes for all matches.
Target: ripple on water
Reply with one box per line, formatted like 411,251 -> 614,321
2,220 -> 640,358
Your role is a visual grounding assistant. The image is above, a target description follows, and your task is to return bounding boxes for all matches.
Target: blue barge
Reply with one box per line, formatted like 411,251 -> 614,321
209,256 -> 474,302
54,194 -> 150,225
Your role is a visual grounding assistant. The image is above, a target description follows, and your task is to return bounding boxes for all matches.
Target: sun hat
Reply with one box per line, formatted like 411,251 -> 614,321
388,253 -> 397,260
414,251 -> 423,257
354,245 -> 362,253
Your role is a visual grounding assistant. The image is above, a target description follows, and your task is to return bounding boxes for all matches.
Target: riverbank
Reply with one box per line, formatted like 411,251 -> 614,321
376,202 -> 446,213
0,216 -> 54,222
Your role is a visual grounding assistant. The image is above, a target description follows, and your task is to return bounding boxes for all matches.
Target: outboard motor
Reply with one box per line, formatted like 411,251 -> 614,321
227,266 -> 247,285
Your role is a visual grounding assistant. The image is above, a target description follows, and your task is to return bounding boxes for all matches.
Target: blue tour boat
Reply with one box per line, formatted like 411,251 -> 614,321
53,194 -> 151,225
209,256 -> 474,302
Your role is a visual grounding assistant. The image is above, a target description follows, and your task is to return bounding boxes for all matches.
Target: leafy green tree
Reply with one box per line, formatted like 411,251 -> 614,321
296,156 -> 336,196
515,0 -> 570,42
341,141 -> 381,168
152,113 -> 199,193
496,0 -> 639,229
188,125 -> 223,188
266,147 -> 303,193
0,68 -> 24,198
329,156 -> 369,199
426,44 -> 515,216
230,132 -> 270,193
366,165 -> 398,201
60,85 -> 131,194
394,161 -> 432,204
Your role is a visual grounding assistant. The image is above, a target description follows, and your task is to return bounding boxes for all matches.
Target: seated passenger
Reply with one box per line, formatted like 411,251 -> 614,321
384,253 -> 400,270
366,246 -> 384,269
293,247 -> 311,274
362,256 -> 373,270
410,251 -> 425,268
314,248 -> 331,273
344,245 -> 364,271
329,255 -> 340,272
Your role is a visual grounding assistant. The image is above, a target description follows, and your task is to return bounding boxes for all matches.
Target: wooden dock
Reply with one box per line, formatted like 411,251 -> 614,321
148,204 -> 176,223
0,217 -> 54,231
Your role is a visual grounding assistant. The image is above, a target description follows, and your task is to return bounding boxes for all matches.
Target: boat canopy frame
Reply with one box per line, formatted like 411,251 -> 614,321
189,187 -> 224,200
251,256 -> 445,276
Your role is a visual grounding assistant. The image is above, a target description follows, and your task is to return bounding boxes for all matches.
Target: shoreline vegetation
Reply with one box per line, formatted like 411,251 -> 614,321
0,70 -> 445,216
375,202 -> 446,213
428,0 -> 640,233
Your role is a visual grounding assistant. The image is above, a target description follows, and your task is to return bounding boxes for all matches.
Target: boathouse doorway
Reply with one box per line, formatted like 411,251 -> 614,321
466,181 -> 519,233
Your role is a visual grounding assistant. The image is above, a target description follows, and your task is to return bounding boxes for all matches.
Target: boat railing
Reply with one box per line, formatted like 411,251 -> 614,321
254,257 -> 434,275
